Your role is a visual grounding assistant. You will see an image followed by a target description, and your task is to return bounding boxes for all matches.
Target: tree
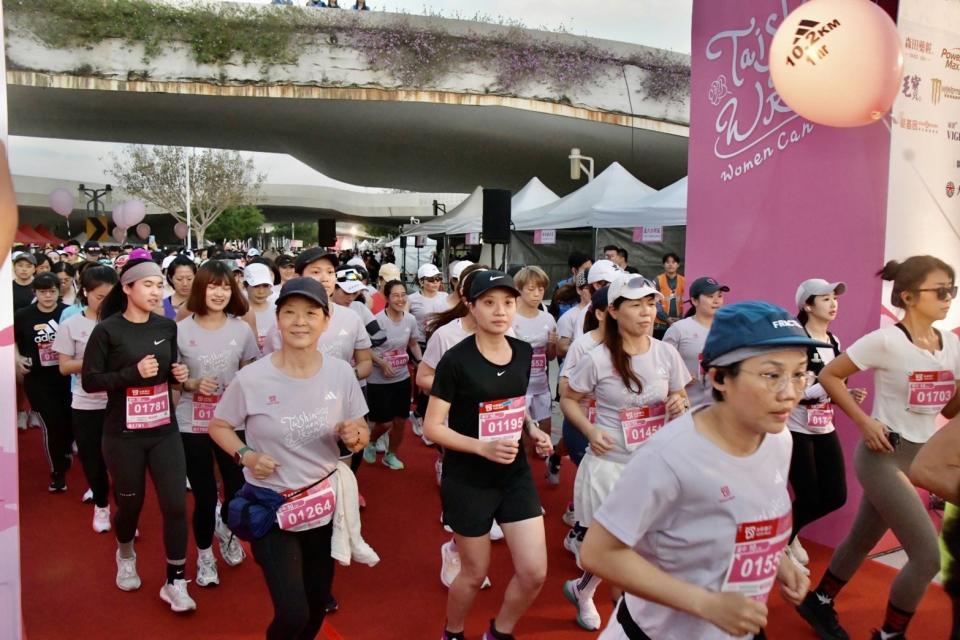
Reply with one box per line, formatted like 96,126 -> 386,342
205,205 -> 266,243
108,145 -> 264,246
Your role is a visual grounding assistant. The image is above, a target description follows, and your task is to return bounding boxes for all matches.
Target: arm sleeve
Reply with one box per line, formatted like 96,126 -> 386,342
52,318 -> 75,357
845,329 -> 888,372
81,324 -> 142,392
430,352 -> 460,402
213,374 -> 249,428
567,350 -> 599,394
594,450 -> 681,547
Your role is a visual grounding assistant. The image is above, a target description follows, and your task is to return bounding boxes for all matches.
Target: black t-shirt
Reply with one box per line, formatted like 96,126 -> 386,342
14,302 -> 69,387
82,312 -> 179,437
13,282 -> 34,312
431,335 -> 533,483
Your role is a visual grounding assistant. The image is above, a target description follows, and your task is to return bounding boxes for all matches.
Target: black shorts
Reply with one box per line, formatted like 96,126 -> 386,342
367,379 -> 411,424
441,466 -> 542,537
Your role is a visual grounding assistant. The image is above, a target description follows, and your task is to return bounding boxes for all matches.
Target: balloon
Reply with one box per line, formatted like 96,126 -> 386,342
174,222 -> 189,240
111,203 -> 127,228
135,223 -> 151,240
121,200 -> 146,228
49,188 -> 75,217
769,0 -> 903,127
112,226 -> 127,243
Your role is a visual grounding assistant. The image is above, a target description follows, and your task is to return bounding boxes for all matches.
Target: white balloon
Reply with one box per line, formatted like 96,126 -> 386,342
49,188 -> 75,217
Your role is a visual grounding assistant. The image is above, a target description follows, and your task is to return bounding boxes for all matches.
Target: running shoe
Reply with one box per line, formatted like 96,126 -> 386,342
159,579 -> 197,612
422,433 -> 435,447
17,412 -> 26,431
435,456 -> 443,486
358,493 -> 367,510
563,579 -> 602,630
48,472 -> 66,493
563,530 -> 582,567
363,444 -> 377,464
796,591 -> 849,640
325,595 -> 339,614
411,411 -> 423,437
440,540 -> 461,588
185,477 -> 192,492
785,546 -> 810,576
545,454 -> 561,485
382,452 -> 405,470
790,536 -> 810,565
115,551 -> 141,591
561,502 -> 577,528
482,621 -> 516,640
375,433 -> 389,453
196,550 -> 219,587
215,520 -> 246,567
490,520 -> 504,541
28,411 -> 42,428
82,488 -> 94,504
93,505 -> 111,533
870,631 -> 905,640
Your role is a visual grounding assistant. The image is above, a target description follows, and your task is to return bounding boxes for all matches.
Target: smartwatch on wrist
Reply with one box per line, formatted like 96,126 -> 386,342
234,446 -> 254,466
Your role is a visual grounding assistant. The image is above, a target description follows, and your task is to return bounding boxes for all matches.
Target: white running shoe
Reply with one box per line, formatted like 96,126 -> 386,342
159,579 -> 197,612
790,536 -> 810,565
215,519 -> 246,566
115,551 -> 141,591
17,412 -> 27,431
196,550 -> 220,587
411,411 -> 423,437
93,506 -> 111,533
439,540 -> 491,589
563,579 -> 602,630
28,411 -> 42,428
375,433 -> 389,453
545,455 -> 561,485
563,530 -> 582,568
185,478 -> 192,492
562,503 -> 577,528
489,520 -> 504,541
82,488 -> 94,504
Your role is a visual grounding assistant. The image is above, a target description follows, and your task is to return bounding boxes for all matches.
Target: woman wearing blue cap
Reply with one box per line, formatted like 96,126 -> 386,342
579,300 -> 816,639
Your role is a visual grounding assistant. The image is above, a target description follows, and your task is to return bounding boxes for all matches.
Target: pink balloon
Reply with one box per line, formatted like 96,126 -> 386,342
49,188 -> 75,217
112,226 -> 127,243
174,222 -> 189,240
135,223 -> 151,240
121,200 -> 146,228
112,203 -> 127,228
770,0 -> 903,128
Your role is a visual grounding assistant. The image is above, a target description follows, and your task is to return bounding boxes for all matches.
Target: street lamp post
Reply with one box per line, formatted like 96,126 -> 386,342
568,148 -> 595,182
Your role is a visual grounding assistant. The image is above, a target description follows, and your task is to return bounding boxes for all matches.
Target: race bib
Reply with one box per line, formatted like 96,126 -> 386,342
722,514 -> 791,602
908,371 -> 955,414
806,402 -> 834,433
580,397 -> 597,424
38,341 -> 59,367
531,347 -> 547,375
478,396 -> 526,441
384,348 -> 409,370
191,393 -> 220,433
277,478 -> 336,531
620,403 -> 666,450
125,383 -> 170,430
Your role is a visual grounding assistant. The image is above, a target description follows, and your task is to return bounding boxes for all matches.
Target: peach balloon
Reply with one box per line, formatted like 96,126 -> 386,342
770,0 -> 903,127
173,222 -> 189,240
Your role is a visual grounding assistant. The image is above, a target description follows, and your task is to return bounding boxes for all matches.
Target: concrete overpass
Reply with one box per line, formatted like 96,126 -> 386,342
3,1 -> 690,196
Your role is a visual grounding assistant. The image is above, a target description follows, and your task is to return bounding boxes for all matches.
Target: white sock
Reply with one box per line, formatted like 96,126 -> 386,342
577,573 -> 602,599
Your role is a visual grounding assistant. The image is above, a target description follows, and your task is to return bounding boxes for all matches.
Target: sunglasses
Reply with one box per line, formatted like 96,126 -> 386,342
337,270 -> 363,282
916,286 -> 958,301
625,276 -> 658,290
422,276 -> 443,282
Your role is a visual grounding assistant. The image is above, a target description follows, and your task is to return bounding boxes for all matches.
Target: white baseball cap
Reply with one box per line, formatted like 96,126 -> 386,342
243,263 -> 274,287
246,247 -> 261,257
795,279 -> 846,309
161,255 -> 177,271
418,264 -> 441,279
587,259 -> 621,285
347,256 -> 365,268
450,260 -> 473,281
608,274 -> 663,305
378,263 -> 401,282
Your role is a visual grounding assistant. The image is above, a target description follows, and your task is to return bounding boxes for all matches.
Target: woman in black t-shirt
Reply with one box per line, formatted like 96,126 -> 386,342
425,270 -> 553,640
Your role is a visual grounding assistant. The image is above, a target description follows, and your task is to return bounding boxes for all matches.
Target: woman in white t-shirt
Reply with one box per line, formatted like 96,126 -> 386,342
560,275 -> 690,631
209,277 -> 369,640
242,262 -> 278,354
581,301 -> 815,640
800,256 -> 960,640
408,263 -> 451,436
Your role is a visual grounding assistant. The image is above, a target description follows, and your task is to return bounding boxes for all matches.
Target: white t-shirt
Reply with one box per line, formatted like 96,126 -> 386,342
846,324 -> 960,443
369,310 -> 418,385
560,331 -> 602,378
567,339 -> 691,463
596,410 -> 792,640
558,303 -> 589,341
52,312 -> 107,411
251,306 -> 277,354
422,318 -> 474,370
512,309 -> 558,395
264,303 -> 372,363
215,354 -> 368,495
662,316 -> 712,408
175,315 -> 260,433
408,291 -> 449,339
787,343 -> 840,435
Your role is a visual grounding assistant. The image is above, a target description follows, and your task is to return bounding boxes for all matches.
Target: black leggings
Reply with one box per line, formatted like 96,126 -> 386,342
72,408 -> 110,508
788,430 -> 847,540
252,524 -> 335,640
102,430 -> 187,561
181,431 -> 246,549
24,379 -> 73,475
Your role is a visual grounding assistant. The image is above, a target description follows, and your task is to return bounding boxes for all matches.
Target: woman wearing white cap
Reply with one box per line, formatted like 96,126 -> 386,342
243,262 -> 279,354
408,263 -> 451,435
559,275 -> 690,631
580,300 -> 815,640
447,260 -> 474,308
784,279 -> 866,573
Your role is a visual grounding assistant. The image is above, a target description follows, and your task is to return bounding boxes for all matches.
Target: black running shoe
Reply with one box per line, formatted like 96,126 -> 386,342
796,591 -> 849,640
870,630 -> 906,640
324,595 -> 338,614
48,472 -> 66,493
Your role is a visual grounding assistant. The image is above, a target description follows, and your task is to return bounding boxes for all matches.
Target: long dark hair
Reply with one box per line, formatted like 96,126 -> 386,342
880,255 -> 955,309
602,299 -> 644,393
425,264 -> 487,339
99,258 -> 155,320
78,265 -> 118,307
187,260 -> 249,317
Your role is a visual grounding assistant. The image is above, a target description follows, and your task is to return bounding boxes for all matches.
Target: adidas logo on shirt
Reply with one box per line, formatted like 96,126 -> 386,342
338,329 -> 349,337
324,391 -> 338,400
229,339 -> 237,346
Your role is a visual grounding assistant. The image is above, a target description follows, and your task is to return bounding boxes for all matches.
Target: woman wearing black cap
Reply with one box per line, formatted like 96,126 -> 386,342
424,270 -> 554,640
209,277 -> 369,640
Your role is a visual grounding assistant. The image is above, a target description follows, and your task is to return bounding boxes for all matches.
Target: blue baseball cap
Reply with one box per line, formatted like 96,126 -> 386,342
702,301 -> 831,368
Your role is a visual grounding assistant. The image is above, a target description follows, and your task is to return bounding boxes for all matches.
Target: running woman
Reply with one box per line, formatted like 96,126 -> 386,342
14,272 -> 72,491
53,265 -> 118,528
177,260 -> 260,586
82,258 -> 194,611
580,300 -> 815,640
799,256 -> 960,640
243,262 -> 278,354
662,276 -> 729,408
559,275 -> 690,631
409,263 -> 450,435
365,279 -> 423,470
161,255 -> 196,321
424,270 -> 554,640
785,280 -> 867,572
209,277 -> 369,640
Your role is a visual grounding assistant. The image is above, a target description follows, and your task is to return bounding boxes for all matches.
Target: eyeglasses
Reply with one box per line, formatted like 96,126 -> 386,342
738,369 -> 816,393
916,286 -> 958,301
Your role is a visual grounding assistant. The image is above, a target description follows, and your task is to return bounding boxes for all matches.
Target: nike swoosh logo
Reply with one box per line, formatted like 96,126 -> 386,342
497,371 -> 505,376
490,276 -> 504,281
153,339 -> 165,345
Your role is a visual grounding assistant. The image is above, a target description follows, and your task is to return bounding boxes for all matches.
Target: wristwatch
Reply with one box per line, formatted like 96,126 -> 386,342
234,446 -> 254,466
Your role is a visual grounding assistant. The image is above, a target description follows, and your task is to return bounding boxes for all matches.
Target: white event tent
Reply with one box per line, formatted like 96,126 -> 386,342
403,186 -> 484,236
446,178 -> 560,235
511,162 -> 655,231
591,176 -> 687,228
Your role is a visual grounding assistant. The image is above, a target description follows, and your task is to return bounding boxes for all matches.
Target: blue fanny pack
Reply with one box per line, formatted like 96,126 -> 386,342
227,468 -> 338,541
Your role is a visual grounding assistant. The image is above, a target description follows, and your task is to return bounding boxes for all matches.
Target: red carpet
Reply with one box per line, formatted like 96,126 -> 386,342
17,426 -> 951,639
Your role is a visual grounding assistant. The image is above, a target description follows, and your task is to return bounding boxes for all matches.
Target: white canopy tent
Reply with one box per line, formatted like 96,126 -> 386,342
511,162 -> 655,231
403,186 -> 483,236
591,176 -> 687,228
387,234 -> 438,277
447,178 -> 560,235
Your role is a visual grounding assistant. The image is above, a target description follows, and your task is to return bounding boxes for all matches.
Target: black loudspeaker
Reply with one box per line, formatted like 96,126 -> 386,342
318,219 -> 336,247
482,189 -> 511,244
435,236 -> 445,250
399,235 -> 407,249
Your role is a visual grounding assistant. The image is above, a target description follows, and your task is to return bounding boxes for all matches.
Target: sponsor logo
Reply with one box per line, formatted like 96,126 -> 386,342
267,395 -> 279,405
932,78 -> 960,104
744,523 -> 775,540
948,181 -> 956,198
324,391 -> 337,400
902,74 -> 922,101
896,112 -> 940,135
772,319 -> 802,329
784,17 -> 842,67
153,339 -> 165,345
944,48 -> 960,71
906,37 -> 934,55
720,485 -> 732,498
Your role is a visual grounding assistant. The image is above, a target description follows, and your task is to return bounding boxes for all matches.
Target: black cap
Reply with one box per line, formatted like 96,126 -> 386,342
12,251 -> 37,265
294,248 -> 338,275
689,276 -> 730,299
468,270 -> 520,301
275,254 -> 296,268
275,277 -> 330,310
83,241 -> 101,252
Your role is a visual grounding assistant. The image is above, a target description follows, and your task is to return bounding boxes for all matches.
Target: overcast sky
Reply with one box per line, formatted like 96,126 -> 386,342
8,0 -> 692,190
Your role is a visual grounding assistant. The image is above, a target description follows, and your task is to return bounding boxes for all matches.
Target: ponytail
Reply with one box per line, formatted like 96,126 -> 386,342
425,264 -> 487,339
879,255 -> 955,309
